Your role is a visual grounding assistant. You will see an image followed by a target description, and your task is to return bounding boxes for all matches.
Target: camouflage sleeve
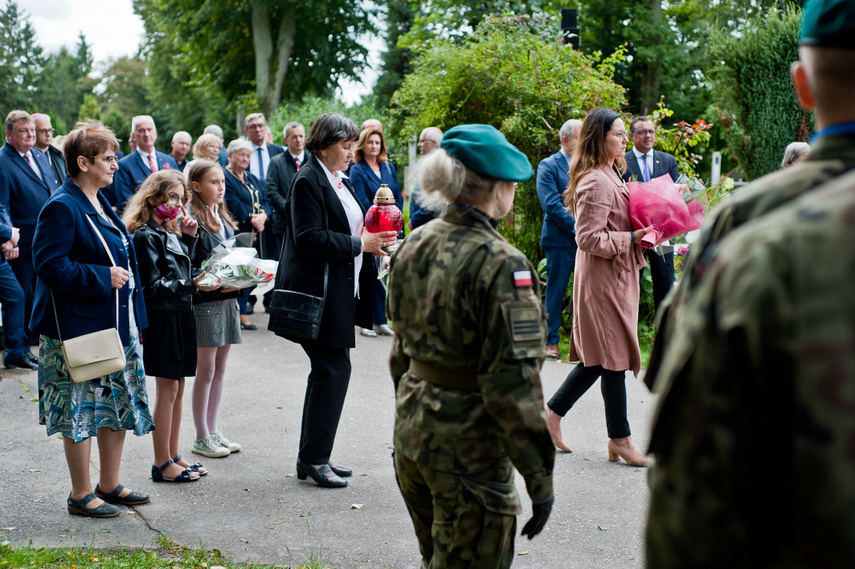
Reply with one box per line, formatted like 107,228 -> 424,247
476,254 -> 555,504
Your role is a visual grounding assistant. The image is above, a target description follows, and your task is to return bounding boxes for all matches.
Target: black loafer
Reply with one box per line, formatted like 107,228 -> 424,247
25,353 -> 38,365
240,322 -> 257,331
95,484 -> 150,506
329,462 -> 352,477
67,492 -> 120,518
4,356 -> 38,370
296,458 -> 347,488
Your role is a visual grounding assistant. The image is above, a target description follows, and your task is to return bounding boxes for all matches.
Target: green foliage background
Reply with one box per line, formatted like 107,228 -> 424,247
389,15 -> 626,261
707,7 -> 812,180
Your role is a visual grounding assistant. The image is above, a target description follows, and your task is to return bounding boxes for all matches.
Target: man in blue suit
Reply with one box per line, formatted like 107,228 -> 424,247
536,119 -> 582,359
0,111 -> 59,341
0,168 -> 36,369
622,116 -> 680,313
108,115 -> 179,212
244,113 -> 284,187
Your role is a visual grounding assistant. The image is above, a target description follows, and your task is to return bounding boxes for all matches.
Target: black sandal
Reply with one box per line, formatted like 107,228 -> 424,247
151,458 -> 199,483
67,492 -> 120,518
174,455 -> 207,476
95,483 -> 150,505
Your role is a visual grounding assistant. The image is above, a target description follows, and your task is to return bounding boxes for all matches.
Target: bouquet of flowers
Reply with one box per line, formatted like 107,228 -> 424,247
195,235 -> 277,289
628,174 -> 705,249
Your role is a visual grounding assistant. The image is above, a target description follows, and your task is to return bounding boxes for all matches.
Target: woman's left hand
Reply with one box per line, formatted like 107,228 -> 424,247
193,271 -> 220,292
179,206 -> 198,237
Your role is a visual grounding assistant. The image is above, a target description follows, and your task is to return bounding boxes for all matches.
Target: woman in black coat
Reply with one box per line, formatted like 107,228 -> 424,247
270,113 -> 397,487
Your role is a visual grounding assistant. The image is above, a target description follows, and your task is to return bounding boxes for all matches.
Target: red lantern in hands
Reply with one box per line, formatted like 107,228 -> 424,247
364,184 -> 403,252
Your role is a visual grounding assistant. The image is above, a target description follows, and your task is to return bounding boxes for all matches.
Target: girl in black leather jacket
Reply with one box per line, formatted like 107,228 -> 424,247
123,169 -> 213,483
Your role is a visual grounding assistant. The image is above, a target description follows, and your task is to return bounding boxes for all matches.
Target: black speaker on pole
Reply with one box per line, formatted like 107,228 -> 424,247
561,8 -> 580,50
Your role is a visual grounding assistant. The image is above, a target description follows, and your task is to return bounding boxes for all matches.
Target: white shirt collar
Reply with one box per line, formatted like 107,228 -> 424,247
632,147 -> 652,159
136,147 -> 156,162
289,150 -> 305,162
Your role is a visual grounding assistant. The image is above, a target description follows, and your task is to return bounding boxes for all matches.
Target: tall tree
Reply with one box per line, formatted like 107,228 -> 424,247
0,0 -> 45,111
374,0 -> 416,111
135,0 -> 376,117
38,33 -> 96,133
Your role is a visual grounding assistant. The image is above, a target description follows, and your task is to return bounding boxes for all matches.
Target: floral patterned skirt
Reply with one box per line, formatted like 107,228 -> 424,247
38,334 -> 154,443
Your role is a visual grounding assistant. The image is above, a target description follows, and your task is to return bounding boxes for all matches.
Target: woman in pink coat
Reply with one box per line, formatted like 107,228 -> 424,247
545,108 -> 653,467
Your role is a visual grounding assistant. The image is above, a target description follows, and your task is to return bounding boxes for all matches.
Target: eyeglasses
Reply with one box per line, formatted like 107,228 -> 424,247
167,194 -> 188,206
631,129 -> 655,136
246,124 -> 266,130
609,131 -> 628,139
38,128 -> 54,135
89,155 -> 119,164
418,139 -> 437,145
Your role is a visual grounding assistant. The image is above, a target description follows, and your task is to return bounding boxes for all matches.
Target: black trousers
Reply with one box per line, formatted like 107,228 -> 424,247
547,363 -> 630,439
298,344 -> 351,464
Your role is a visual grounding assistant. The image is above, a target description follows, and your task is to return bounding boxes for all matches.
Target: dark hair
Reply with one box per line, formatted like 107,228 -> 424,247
353,128 -> 388,164
305,113 -> 359,153
63,119 -> 120,178
564,108 -> 626,214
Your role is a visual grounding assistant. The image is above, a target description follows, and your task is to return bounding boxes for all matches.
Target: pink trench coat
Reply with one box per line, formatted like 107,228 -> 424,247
567,164 -> 646,376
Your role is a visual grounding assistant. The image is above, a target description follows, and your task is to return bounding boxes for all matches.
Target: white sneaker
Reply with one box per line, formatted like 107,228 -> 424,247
360,327 -> 377,337
212,430 -> 241,453
192,434 -> 230,458
374,324 -> 394,336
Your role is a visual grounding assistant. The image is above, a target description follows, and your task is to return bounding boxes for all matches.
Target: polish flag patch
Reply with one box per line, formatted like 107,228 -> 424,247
513,270 -> 533,288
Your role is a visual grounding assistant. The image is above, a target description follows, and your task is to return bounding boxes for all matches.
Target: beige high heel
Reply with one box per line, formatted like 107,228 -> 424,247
607,438 -> 652,467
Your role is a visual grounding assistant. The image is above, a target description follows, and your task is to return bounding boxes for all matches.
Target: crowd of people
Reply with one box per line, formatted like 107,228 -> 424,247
3,0 -> 854,565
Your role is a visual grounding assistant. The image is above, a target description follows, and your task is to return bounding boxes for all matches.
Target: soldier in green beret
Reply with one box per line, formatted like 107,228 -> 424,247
387,124 -> 555,568
645,0 -> 855,566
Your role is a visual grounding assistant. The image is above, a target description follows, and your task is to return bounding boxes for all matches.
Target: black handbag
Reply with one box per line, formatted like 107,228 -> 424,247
267,263 -> 328,341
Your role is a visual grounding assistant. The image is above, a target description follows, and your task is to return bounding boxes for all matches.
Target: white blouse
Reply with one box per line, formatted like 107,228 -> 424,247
319,160 -> 364,297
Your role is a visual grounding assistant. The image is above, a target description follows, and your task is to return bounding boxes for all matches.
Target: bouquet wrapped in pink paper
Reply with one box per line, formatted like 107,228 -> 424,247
627,174 -> 705,249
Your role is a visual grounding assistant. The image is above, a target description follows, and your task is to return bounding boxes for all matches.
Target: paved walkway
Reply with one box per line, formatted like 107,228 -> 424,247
0,311 -> 656,568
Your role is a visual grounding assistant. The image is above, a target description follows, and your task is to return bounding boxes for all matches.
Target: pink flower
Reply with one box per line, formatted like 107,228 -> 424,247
676,245 -> 689,256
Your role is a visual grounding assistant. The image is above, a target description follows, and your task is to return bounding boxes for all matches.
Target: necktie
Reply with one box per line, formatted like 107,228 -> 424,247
24,153 -> 42,181
256,147 -> 265,185
642,153 -> 652,183
295,156 -> 300,171
147,153 -> 156,174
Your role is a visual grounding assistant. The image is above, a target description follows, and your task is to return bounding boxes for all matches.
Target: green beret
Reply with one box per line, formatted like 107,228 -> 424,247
441,124 -> 533,182
801,0 -> 855,50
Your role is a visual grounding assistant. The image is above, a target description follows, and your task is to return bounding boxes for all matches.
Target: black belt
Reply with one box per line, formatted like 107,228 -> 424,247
409,359 -> 479,391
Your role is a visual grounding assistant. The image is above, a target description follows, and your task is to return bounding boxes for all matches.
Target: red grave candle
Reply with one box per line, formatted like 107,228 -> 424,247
364,184 -> 403,234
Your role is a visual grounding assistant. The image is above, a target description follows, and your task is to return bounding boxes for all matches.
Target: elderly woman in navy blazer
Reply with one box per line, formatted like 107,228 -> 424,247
30,120 -> 154,518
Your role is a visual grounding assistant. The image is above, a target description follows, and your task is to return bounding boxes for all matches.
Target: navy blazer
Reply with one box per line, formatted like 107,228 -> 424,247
536,150 -> 577,249
30,179 -> 148,346
109,150 -> 180,212
0,143 -> 58,258
223,167 -> 272,234
349,161 -> 403,211
622,149 -> 680,184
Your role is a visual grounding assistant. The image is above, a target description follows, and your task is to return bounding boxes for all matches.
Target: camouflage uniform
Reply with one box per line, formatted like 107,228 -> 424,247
387,205 -> 555,569
646,130 -> 855,393
645,168 -> 855,567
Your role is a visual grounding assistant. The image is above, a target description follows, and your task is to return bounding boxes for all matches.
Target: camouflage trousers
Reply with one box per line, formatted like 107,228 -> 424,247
394,452 -> 519,569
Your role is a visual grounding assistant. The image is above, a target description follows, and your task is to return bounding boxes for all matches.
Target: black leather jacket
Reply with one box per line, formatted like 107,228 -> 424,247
192,214 -> 241,304
132,219 -> 199,311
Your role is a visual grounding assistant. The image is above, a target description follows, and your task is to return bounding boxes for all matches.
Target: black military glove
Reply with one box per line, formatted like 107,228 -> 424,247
520,496 -> 554,539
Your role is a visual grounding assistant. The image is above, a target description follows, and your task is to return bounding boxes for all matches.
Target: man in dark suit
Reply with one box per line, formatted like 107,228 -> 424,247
266,121 -> 307,261
170,131 -> 191,172
244,113 -> 284,188
0,169 -> 36,369
32,113 -> 67,188
0,111 -> 59,340
623,116 -> 680,313
109,115 -> 179,212
536,119 -> 582,359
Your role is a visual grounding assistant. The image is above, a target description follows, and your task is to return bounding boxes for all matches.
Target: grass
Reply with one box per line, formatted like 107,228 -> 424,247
0,534 -> 332,569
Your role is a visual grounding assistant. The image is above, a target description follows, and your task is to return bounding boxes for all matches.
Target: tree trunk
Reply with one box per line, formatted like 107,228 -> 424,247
640,0 -> 662,114
250,1 -> 297,117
